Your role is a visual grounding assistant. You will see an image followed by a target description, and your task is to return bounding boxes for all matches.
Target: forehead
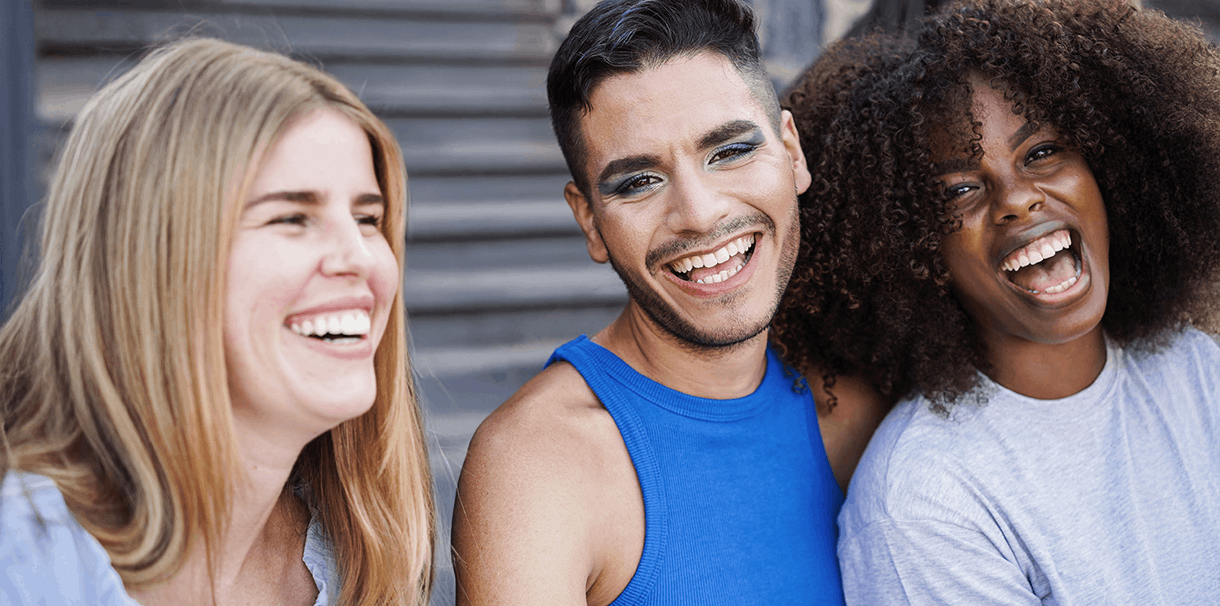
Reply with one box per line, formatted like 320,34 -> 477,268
579,52 -> 766,173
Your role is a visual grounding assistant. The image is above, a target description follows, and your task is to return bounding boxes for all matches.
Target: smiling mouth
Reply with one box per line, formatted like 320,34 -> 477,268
1000,229 -> 1082,295
288,311 -> 371,344
668,234 -> 756,284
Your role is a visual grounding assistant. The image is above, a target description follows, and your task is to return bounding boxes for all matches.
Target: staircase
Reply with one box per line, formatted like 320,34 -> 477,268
32,0 -> 626,599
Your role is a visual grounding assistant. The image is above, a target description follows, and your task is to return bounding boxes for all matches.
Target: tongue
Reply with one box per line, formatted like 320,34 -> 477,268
1009,251 -> 1077,293
686,252 -> 746,282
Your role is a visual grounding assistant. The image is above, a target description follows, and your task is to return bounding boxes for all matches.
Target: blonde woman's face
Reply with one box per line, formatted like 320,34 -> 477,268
224,108 -> 399,439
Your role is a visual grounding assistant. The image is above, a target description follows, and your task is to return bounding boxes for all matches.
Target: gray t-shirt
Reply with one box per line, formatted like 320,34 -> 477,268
838,329 -> 1220,605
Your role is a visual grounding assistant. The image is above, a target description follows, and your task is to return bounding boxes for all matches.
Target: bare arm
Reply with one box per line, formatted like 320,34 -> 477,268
809,370 -> 894,493
452,366 -> 642,606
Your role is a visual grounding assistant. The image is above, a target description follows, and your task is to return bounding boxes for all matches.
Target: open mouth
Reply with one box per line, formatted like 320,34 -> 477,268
667,234 -> 757,284
1000,229 -> 1082,295
288,311 -> 371,344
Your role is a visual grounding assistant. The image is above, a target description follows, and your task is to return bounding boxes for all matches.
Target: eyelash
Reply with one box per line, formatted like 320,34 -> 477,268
1026,143 -> 1061,163
267,213 -> 383,228
610,141 -> 761,197
709,142 -> 759,164
613,174 -> 663,197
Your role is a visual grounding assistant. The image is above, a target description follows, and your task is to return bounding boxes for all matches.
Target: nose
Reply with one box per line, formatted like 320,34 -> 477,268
665,169 -> 732,235
320,214 -> 376,278
991,173 -> 1045,224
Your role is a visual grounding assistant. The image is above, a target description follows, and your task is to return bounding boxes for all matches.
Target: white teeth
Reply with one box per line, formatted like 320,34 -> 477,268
1002,229 -> 1074,272
669,234 -> 757,276
1042,275 -> 1078,294
695,261 -> 744,284
288,311 -> 372,338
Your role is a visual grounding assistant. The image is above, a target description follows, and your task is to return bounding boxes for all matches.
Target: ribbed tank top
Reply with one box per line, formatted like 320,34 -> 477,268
546,335 -> 845,605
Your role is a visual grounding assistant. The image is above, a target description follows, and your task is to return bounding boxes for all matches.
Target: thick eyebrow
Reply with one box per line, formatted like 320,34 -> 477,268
1008,121 -> 1039,152
244,190 -> 385,208
699,119 -> 763,150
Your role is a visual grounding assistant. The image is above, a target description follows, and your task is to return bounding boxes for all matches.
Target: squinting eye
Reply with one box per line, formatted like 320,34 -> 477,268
269,213 -> 307,226
944,183 -> 976,200
709,143 -> 758,164
357,214 -> 383,228
615,174 -> 662,196
1027,143 -> 1061,163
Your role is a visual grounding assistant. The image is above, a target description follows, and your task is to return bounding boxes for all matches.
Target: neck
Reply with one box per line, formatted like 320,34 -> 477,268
593,303 -> 770,399
130,418 -> 314,603
982,325 -> 1108,400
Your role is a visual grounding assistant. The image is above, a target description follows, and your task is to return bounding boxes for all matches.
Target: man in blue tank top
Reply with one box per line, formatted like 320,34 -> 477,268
452,1 -> 888,604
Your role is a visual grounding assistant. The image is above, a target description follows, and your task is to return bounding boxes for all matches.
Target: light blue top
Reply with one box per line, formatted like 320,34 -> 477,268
0,472 -> 340,605
838,329 -> 1220,605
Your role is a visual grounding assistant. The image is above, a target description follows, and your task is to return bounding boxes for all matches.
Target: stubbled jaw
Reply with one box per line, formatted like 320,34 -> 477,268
1000,229 -> 1081,295
667,234 -> 756,284
287,310 -> 371,343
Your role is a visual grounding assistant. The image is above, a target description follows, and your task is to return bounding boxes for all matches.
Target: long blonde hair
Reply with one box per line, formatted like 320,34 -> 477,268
0,38 -> 433,604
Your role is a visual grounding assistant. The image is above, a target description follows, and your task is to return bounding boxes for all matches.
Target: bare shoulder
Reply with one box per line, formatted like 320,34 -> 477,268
453,361 -> 644,606
805,367 -> 894,494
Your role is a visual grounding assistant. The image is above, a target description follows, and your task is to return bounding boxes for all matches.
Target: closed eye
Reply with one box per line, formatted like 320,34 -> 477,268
269,213 -> 308,227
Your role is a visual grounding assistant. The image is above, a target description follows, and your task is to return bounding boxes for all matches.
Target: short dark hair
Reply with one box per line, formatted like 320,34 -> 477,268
547,0 -> 779,196
773,0 -> 1220,409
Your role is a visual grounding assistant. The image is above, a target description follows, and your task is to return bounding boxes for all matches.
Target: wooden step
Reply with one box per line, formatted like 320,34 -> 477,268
35,7 -> 557,62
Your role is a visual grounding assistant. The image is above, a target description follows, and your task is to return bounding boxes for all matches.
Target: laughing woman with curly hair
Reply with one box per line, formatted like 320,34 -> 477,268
773,0 -> 1220,602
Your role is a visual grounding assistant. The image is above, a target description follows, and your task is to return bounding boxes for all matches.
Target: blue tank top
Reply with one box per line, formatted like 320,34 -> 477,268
546,336 -> 845,605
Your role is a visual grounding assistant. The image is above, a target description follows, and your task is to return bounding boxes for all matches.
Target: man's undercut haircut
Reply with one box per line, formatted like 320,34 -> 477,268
547,0 -> 780,197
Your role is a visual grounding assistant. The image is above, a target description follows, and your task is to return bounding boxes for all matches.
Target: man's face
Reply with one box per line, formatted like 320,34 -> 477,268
565,51 -> 811,349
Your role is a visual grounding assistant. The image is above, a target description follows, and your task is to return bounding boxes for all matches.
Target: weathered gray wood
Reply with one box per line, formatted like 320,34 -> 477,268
42,0 -> 562,20
408,200 -> 579,240
2,0 -> 37,317
35,8 -> 557,62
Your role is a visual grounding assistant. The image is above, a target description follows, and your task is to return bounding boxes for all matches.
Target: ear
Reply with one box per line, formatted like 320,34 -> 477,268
779,109 -> 812,196
565,181 -> 609,264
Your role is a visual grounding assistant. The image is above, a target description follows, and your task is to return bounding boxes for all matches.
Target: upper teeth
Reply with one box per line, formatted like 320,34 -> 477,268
669,234 -> 755,275
289,311 -> 371,338
1002,230 -> 1072,272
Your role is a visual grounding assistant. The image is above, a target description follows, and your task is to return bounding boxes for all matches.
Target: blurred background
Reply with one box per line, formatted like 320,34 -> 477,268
1,0 -> 1216,602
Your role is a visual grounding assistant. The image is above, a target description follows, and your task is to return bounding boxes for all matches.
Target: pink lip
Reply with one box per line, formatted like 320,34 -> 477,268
665,234 -> 762,296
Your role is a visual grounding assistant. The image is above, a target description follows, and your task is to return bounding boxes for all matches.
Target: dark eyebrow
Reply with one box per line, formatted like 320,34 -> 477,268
1008,121 -> 1039,152
698,119 -> 763,150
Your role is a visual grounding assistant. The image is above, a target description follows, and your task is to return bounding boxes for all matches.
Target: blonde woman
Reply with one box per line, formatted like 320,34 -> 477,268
0,39 -> 433,605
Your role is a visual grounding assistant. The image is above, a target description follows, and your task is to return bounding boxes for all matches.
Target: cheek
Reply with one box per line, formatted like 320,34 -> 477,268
224,236 -> 318,336
367,236 -> 401,326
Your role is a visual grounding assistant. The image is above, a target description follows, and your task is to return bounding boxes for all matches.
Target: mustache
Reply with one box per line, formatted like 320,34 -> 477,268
644,212 -> 774,271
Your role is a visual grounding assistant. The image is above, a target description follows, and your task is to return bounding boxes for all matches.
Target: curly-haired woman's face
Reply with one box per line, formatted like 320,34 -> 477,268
936,83 -> 1110,352
224,108 -> 399,441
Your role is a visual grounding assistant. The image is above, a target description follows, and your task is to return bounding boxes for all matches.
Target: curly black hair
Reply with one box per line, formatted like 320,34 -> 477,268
772,0 -> 1220,409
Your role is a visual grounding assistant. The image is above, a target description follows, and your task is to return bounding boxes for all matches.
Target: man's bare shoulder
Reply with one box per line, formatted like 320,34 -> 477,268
471,360 -> 613,459
453,361 -> 644,606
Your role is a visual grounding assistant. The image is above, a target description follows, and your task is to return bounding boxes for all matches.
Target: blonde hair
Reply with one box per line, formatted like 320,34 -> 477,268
0,38 -> 433,604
